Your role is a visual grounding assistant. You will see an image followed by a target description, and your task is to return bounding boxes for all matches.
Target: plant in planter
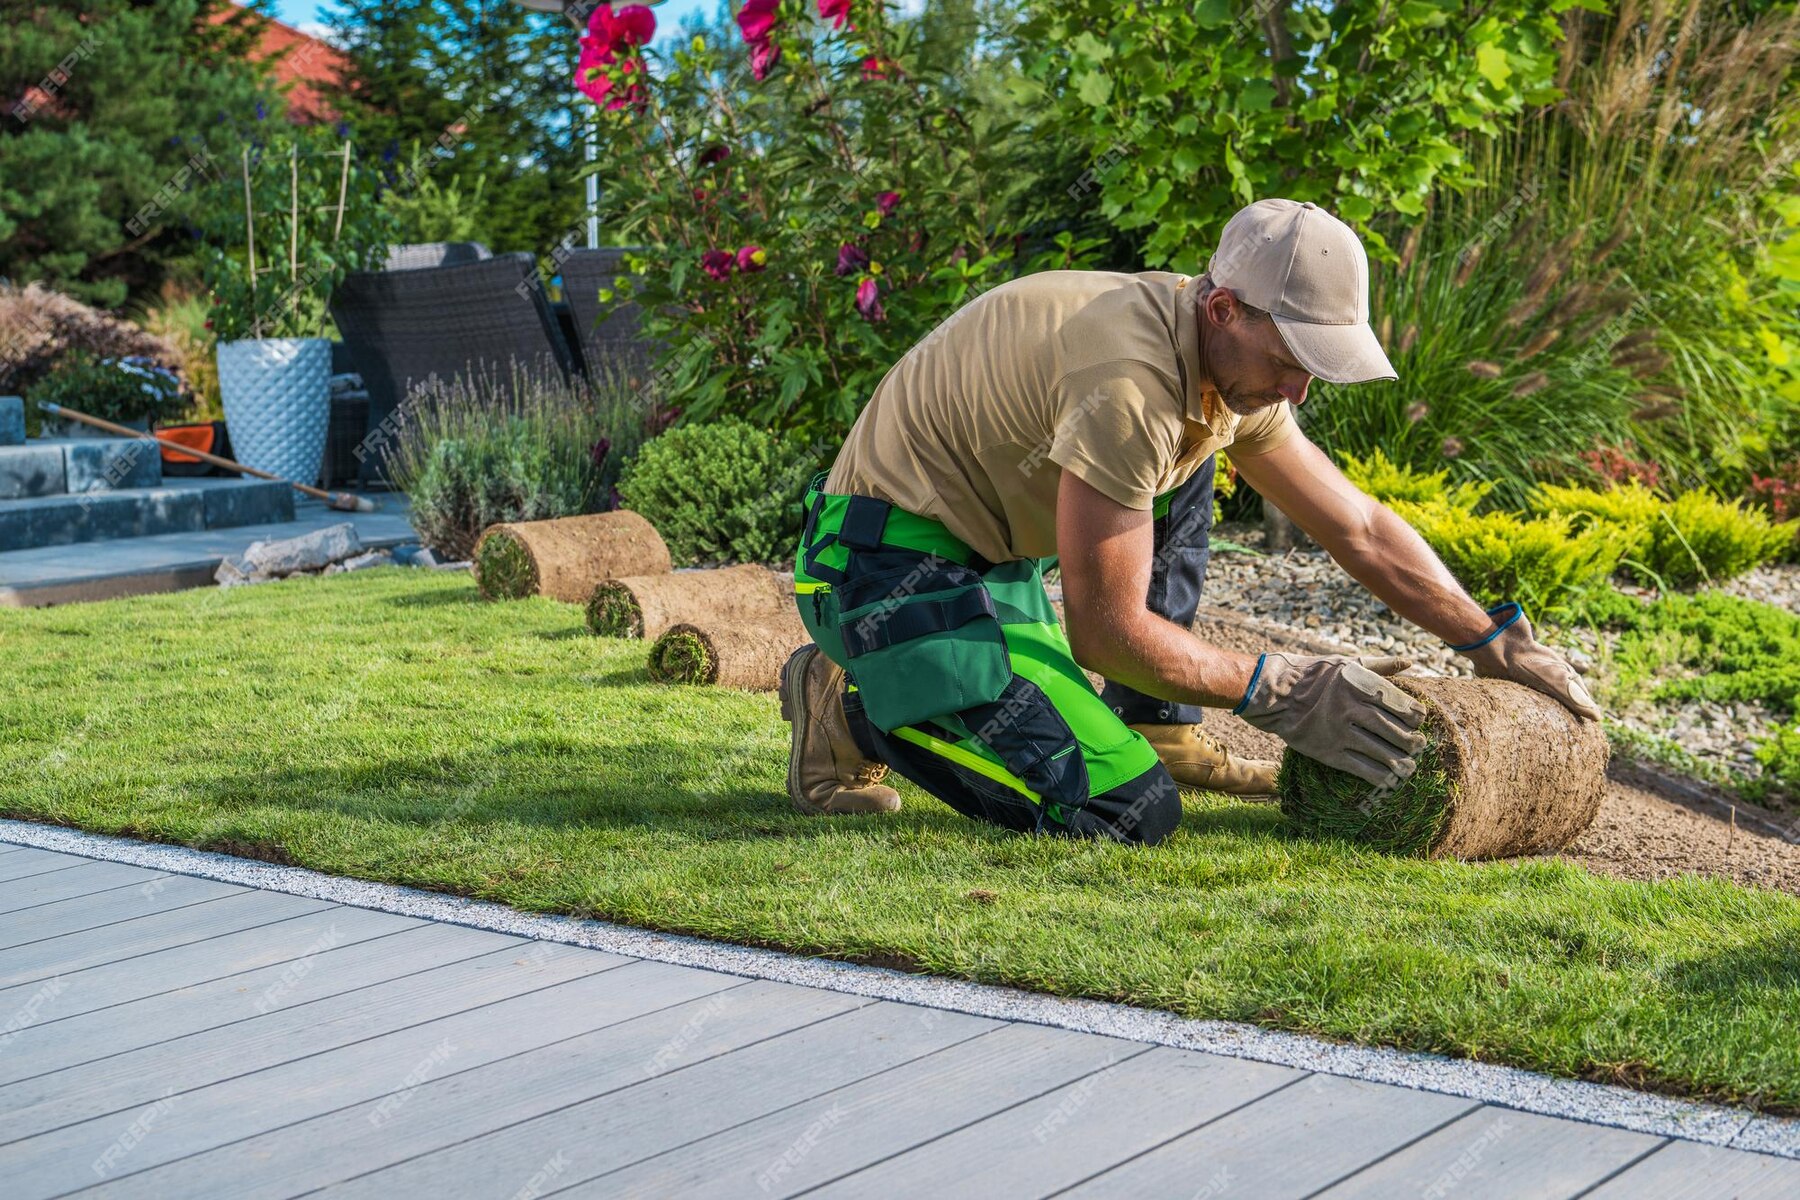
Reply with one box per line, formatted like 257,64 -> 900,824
197,125 -> 394,485
28,351 -> 188,434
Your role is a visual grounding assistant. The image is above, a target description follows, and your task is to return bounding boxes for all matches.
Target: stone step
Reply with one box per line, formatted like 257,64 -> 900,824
0,478 -> 295,552
0,436 -> 164,499
1,398 -> 22,446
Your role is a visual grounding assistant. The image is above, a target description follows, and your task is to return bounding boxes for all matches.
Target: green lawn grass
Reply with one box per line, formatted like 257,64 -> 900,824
5,568 -> 1799,1110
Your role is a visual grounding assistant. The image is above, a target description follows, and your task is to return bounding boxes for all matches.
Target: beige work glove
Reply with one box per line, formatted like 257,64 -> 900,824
1233,653 -> 1428,788
1451,603 -> 1601,722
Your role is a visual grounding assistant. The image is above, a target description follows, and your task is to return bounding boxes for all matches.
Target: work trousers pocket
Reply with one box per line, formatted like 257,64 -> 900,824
835,559 -> 1012,733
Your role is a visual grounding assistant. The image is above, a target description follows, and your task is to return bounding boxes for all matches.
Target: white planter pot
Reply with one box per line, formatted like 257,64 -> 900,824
216,337 -> 331,486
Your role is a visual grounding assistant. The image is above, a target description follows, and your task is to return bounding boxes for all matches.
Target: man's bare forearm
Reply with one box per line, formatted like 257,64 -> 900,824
1327,505 -> 1495,645
1067,604 -> 1260,710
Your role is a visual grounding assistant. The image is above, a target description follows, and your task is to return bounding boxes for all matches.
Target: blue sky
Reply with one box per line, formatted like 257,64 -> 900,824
272,0 -> 718,41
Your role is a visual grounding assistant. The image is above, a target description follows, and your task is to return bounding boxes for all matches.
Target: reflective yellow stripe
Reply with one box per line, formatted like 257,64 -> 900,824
794,581 -> 830,593
890,725 -> 1040,801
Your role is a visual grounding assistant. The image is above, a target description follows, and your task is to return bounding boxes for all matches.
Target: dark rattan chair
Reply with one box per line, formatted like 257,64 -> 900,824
329,252 -> 579,487
559,247 -> 658,392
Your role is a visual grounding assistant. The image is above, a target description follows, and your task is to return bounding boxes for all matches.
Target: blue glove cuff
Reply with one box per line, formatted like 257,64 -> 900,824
1447,602 -> 1523,653
1230,653 -> 1268,716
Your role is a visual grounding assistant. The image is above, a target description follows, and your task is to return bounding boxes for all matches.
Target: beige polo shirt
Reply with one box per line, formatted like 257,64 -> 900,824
825,270 -> 1298,563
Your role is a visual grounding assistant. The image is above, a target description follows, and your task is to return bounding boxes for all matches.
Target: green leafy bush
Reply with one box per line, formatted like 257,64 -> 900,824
386,363 -> 648,561
1532,482 -> 1795,587
617,419 -> 821,566
1298,3 -> 1800,506
1389,502 -> 1633,619
1753,723 -> 1800,805
1593,590 -> 1800,713
1339,449 -> 1492,511
29,350 -> 186,426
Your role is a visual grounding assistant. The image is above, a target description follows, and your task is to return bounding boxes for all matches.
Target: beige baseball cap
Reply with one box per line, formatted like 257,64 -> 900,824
1207,198 -> 1397,385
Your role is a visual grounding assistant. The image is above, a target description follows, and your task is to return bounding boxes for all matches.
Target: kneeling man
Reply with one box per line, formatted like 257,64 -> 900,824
780,199 -> 1598,843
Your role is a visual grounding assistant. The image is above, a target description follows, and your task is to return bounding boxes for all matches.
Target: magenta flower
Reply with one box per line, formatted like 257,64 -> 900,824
699,144 -> 731,166
855,277 -> 884,322
736,0 -> 779,44
750,38 -> 782,80
701,249 -> 736,280
860,55 -> 891,80
875,190 -> 900,216
834,242 -> 868,276
818,0 -> 853,30
589,3 -> 656,50
737,245 -> 767,273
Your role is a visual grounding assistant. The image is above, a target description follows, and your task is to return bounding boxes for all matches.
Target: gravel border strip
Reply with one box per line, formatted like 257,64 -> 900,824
5,817 -> 1797,1160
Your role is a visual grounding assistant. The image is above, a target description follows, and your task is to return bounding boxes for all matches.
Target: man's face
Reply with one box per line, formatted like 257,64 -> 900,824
1201,291 -> 1314,416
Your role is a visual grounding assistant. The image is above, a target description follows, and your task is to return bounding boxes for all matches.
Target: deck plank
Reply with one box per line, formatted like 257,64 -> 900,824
0,848 -> 97,883
0,872 -> 239,947
811,1045 -> 1303,1200
0,904 -> 417,1028
11,957 -> 720,1199
557,1019 -> 1149,1199
82,978 -> 870,1200
315,1000 -> 1006,1199
0,888 -> 327,990
1065,1072 -> 1479,1199
1585,1140 -> 1800,1199
0,908 -> 437,1085
0,861 -> 169,917
0,935 -> 603,1150
1317,1105 -> 1663,1199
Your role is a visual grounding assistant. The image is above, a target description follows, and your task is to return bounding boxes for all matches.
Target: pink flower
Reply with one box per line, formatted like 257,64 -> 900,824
834,242 -> 868,276
818,0 -> 853,30
701,249 -> 736,280
855,277 -> 884,322
750,37 -> 782,80
736,0 -> 779,44
589,3 -> 656,51
860,55 -> 890,80
736,245 -> 767,272
875,190 -> 900,217
576,35 -> 647,110
700,144 -> 731,166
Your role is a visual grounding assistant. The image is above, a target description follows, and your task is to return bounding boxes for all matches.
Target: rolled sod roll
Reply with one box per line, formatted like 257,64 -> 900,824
1278,676 -> 1608,860
645,609 -> 810,691
587,564 -> 791,639
473,510 -> 671,602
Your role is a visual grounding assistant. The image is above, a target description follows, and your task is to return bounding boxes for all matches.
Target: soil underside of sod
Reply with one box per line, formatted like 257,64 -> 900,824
6,569 -> 1800,1112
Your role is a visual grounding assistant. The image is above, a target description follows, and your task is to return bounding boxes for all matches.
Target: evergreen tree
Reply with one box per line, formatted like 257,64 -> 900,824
0,0 -> 275,307
326,0 -> 587,257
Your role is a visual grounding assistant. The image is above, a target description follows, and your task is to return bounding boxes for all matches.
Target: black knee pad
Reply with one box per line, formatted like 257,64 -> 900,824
1086,764 -> 1183,846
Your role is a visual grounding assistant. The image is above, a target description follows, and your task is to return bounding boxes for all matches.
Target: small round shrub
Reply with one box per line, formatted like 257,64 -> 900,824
617,419 -> 820,566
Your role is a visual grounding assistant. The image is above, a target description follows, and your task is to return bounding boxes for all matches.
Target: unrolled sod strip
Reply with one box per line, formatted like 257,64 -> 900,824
1278,676 -> 1609,859
473,510 -> 672,602
646,609 -> 811,691
587,564 -> 792,639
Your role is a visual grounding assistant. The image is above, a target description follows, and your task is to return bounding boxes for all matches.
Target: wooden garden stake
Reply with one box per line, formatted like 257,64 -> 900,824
241,146 -> 260,339
289,143 -> 300,283
333,140 -> 351,243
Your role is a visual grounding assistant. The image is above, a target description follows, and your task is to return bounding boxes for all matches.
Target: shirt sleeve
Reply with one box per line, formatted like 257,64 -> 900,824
1228,400 -> 1299,457
1047,360 -> 1186,510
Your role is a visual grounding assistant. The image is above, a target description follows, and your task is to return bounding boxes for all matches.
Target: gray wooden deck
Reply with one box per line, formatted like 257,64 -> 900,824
1,842 -> 1794,1199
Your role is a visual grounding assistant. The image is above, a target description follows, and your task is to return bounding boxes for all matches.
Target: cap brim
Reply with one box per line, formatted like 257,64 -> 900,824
1272,315 -> 1397,385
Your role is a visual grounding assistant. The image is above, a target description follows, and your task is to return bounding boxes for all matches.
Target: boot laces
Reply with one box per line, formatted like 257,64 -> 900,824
850,760 -> 889,787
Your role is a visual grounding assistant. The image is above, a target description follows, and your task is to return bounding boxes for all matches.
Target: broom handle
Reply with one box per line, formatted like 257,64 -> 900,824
40,403 -> 351,506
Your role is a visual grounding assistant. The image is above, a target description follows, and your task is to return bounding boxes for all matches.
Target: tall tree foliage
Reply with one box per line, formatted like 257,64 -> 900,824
325,0 -> 588,256
0,0 -> 273,307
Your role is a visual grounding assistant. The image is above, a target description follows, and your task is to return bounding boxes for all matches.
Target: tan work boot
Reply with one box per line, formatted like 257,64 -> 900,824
778,645 -> 901,815
1127,722 -> 1280,798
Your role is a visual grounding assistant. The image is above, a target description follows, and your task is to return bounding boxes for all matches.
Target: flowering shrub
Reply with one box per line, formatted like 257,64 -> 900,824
577,0 -> 1097,437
